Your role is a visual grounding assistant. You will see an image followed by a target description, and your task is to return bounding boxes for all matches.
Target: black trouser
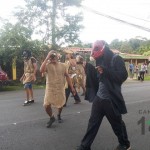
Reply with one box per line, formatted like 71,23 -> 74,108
65,86 -> 81,104
139,71 -> 145,81
80,96 -> 130,149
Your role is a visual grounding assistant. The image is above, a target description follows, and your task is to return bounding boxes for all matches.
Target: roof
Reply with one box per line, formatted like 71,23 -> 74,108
64,47 -> 149,60
119,53 -> 148,59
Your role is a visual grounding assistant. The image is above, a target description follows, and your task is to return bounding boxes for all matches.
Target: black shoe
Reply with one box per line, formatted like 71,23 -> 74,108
29,99 -> 34,103
115,144 -> 131,150
23,101 -> 30,106
74,100 -> 81,104
63,104 -> 66,107
46,116 -> 55,128
57,115 -> 63,123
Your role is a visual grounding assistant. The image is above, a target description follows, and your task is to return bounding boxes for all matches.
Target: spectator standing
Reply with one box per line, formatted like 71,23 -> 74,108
139,63 -> 146,81
145,63 -> 148,74
129,63 -> 134,78
135,65 -> 139,79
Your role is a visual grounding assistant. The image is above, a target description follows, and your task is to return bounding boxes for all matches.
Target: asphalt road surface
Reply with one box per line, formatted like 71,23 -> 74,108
0,81 -> 150,150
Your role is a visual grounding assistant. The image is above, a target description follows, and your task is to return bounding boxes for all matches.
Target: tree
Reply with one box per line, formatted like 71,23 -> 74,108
0,22 -> 48,79
120,41 -> 133,53
109,39 -> 122,50
138,40 -> 150,54
109,38 -> 150,54
15,0 -> 84,50
128,38 -> 144,53
0,23 -> 32,63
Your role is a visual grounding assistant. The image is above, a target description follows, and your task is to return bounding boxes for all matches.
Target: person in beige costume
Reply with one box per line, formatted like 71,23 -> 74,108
20,50 -> 37,106
40,50 -> 76,128
76,55 -> 86,96
64,53 -> 81,106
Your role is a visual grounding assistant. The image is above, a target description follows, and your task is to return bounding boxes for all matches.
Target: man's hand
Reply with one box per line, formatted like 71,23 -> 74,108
45,51 -> 51,60
71,87 -> 76,96
20,77 -> 23,82
32,74 -> 36,81
20,75 -> 24,82
96,66 -> 103,74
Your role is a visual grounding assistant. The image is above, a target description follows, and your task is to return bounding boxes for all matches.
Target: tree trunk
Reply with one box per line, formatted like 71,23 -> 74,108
51,0 -> 57,50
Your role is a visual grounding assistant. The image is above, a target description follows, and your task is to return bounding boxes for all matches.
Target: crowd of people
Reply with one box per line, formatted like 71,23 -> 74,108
20,40 -> 131,150
20,49 -> 87,123
129,62 -> 148,81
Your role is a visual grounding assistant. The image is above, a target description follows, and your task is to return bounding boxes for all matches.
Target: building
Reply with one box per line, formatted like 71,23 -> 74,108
64,47 -> 149,65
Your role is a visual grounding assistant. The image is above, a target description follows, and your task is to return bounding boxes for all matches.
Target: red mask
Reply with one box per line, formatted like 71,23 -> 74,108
91,40 -> 105,59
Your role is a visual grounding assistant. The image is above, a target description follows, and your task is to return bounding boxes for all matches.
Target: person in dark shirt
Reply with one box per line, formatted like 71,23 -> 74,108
77,40 -> 131,150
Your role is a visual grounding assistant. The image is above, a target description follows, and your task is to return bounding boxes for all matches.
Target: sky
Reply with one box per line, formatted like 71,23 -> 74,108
0,0 -> 150,44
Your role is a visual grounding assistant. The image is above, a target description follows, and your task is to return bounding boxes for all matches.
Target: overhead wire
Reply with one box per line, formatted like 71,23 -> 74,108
81,5 -> 150,33
112,11 -> 150,23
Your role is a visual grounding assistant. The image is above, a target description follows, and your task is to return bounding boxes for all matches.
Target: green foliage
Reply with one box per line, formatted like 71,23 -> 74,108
144,75 -> 150,81
120,41 -> 133,53
138,40 -> 150,55
143,51 -> 150,56
0,23 -> 32,76
109,39 -> 122,50
14,0 -> 84,48
57,14 -> 83,45
0,84 -> 45,92
0,22 -> 50,79
109,37 -> 150,54
129,38 -> 141,50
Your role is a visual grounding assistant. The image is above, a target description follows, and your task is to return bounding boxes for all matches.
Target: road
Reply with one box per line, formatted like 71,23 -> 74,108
0,81 -> 150,150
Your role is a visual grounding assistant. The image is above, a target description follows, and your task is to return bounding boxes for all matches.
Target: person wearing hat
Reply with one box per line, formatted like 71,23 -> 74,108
77,40 -> 131,150
75,55 -> 86,96
40,50 -> 76,128
20,50 -> 37,106
64,52 -> 81,106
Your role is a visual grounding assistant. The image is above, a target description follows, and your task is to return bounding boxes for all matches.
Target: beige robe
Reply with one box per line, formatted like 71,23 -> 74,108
23,58 -> 35,84
76,64 -> 85,85
43,62 -> 67,108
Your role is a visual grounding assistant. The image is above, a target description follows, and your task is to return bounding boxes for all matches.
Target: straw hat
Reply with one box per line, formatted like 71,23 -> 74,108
63,49 -> 74,54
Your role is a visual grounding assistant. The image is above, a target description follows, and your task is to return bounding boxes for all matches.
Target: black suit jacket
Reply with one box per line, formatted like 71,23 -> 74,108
85,55 -> 128,115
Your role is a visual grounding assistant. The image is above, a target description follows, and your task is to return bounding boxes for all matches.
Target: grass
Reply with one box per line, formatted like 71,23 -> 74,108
1,75 -> 150,92
0,85 -> 22,91
144,75 -> 150,81
0,84 -> 45,92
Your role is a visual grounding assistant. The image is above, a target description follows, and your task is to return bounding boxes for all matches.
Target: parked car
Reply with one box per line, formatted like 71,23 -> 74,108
0,66 -> 10,87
